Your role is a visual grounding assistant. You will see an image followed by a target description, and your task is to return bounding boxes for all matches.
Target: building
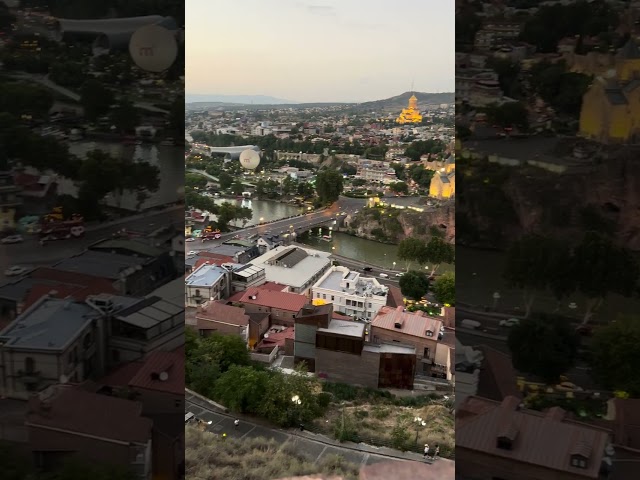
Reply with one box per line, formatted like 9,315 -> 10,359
456,396 -> 613,480
396,94 -> 423,124
229,263 -> 266,294
429,170 -> 455,198
97,350 -> 185,480
248,245 -> 332,295
26,384 -> 153,478
294,304 -> 416,388
0,296 -> 100,399
192,301 -> 251,340
370,307 -> 444,377
184,263 -> 229,307
0,171 -> 22,232
579,39 -> 640,144
356,159 -> 397,184
311,266 -> 388,321
230,286 -> 308,328
257,234 -> 283,254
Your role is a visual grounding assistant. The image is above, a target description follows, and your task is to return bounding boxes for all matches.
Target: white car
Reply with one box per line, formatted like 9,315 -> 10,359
555,382 -> 583,392
499,318 -> 520,327
5,265 -> 27,277
395,272 -> 404,277
186,238 -> 195,242
187,251 -> 197,256
1,235 -> 23,244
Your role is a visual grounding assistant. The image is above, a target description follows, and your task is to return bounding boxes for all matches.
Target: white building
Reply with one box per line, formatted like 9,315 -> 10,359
184,262 -> 229,307
248,245 -> 332,295
311,266 -> 388,321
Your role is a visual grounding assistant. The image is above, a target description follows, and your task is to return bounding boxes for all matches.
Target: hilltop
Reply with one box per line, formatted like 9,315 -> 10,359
354,91 -> 455,111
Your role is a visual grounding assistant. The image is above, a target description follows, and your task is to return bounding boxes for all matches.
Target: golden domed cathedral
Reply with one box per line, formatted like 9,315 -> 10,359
396,94 -> 423,124
579,39 -> 640,144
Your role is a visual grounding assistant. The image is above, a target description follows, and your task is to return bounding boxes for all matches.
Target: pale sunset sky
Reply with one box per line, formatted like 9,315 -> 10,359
185,0 -> 454,103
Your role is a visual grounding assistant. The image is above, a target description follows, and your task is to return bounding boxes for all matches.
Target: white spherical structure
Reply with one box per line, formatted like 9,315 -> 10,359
129,24 -> 178,72
239,149 -> 261,170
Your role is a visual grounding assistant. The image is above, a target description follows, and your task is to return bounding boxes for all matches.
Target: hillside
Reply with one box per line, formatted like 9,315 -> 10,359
355,91 -> 455,111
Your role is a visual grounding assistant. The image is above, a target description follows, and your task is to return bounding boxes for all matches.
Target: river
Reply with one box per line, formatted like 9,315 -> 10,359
456,245 -> 640,320
58,141 -> 184,211
212,198 -> 304,227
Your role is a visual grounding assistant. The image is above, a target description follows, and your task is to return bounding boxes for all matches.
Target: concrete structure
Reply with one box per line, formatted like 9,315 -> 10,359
193,301 -> 251,341
311,266 -> 388,321
229,263 -> 266,295
257,234 -> 283,254
231,286 -> 307,328
248,245 -> 332,295
184,263 -> 228,306
0,172 -> 21,232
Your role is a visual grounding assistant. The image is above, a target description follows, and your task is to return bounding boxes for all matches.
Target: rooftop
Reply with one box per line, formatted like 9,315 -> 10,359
232,264 -> 264,279
249,246 -> 331,288
0,297 -> 95,350
318,319 -> 365,338
128,350 -> 185,396
116,296 -> 183,330
195,301 -> 249,327
238,286 -> 308,312
457,396 -> 610,478
315,267 -> 388,297
89,238 -> 164,258
372,306 -> 442,340
53,250 -> 148,279
185,263 -> 227,287
363,343 -> 416,355
26,385 -> 152,444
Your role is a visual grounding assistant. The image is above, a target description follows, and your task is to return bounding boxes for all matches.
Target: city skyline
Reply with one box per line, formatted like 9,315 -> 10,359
185,0 -> 455,103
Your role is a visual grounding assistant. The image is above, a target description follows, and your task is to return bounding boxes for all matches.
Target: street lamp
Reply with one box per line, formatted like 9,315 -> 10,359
414,416 -> 426,446
291,395 -> 302,429
393,261 -> 396,270
492,291 -> 501,311
568,302 -> 577,311
260,217 -> 264,224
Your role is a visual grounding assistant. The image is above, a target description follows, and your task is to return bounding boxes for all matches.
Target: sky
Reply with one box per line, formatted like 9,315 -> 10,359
185,0 -> 455,103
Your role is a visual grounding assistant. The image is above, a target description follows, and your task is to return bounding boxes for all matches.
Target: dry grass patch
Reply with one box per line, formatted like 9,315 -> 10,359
185,425 -> 360,480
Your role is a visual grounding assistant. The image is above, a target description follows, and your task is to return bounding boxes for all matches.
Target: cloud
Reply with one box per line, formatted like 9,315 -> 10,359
307,5 -> 336,15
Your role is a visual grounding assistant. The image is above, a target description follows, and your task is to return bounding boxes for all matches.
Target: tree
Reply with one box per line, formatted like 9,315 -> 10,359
389,181 -> 408,194
590,316 -> 640,396
433,272 -> 455,306
407,164 -> 435,189
214,365 -> 270,413
109,98 -> 140,134
80,80 -> 114,121
572,232 -> 639,324
397,237 -> 426,267
483,102 -> 529,130
185,173 -> 207,189
230,180 -> 244,195
507,314 -> 580,383
218,172 -> 233,190
351,178 -> 367,187
421,237 -> 455,274
0,2 -> 15,29
282,175 -> 297,195
503,234 -> 560,318
315,169 -> 344,204
399,270 -> 430,299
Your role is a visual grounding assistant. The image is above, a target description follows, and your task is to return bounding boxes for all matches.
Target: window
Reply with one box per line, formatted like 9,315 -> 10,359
323,294 -> 326,300
331,296 -> 334,301
195,289 -> 201,297
496,436 -> 512,450
316,293 -> 320,298
571,455 -> 588,469
25,357 -> 35,373
368,303 -> 372,308
423,348 -> 430,358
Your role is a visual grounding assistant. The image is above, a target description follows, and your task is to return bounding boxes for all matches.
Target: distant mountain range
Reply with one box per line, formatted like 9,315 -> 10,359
185,91 -> 455,110
185,94 -> 297,105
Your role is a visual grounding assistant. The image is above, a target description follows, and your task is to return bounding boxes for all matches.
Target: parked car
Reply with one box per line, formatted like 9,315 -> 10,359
461,319 -> 481,329
363,267 -> 372,272
1,235 -> 23,244
5,265 -> 27,276
186,237 -> 195,242
499,318 -> 521,327
187,251 -> 197,257
395,272 -> 404,277
379,273 -> 389,278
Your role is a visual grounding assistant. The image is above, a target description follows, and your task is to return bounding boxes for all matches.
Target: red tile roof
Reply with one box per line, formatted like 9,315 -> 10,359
386,285 -> 404,308
332,311 -> 352,320
98,361 -> 144,387
256,327 -> 294,351
195,301 -> 249,328
237,287 -> 308,313
128,351 -> 185,396
22,281 -> 111,311
360,460 -> 454,480
477,345 -> 522,402
457,395 -> 610,477
611,398 -> 640,449
372,306 -> 443,339
26,385 -> 152,444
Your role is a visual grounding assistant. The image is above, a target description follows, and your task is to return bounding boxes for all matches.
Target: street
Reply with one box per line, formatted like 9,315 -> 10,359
0,207 -> 183,271
456,308 -> 598,390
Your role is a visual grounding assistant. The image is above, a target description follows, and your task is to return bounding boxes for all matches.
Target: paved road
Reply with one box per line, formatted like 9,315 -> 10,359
185,394 -> 440,469
0,207 -> 183,271
455,310 -> 597,390
188,169 -> 256,187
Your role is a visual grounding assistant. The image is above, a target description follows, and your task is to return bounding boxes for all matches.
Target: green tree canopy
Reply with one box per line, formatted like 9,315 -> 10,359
214,365 -> 270,413
508,314 -> 580,383
590,316 -> 640,396
315,169 -> 344,204
399,270 -> 430,300
80,80 -> 114,121
433,272 -> 455,306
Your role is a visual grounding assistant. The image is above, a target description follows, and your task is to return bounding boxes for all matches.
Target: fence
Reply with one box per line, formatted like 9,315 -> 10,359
250,346 -> 279,364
